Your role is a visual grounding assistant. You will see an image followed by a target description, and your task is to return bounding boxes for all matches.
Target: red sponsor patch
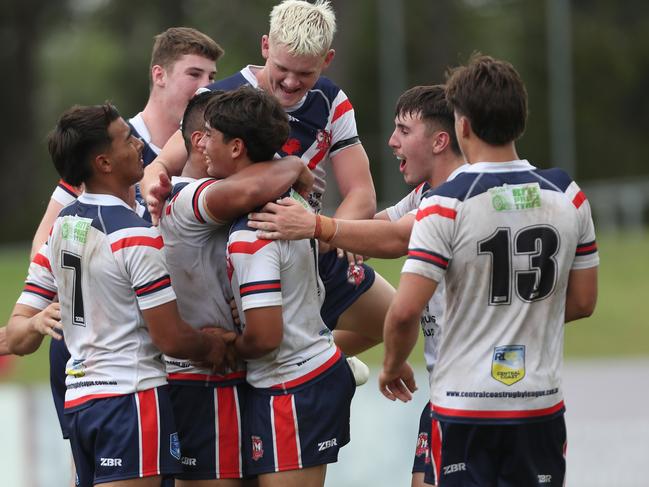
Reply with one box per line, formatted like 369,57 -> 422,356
282,138 -> 301,155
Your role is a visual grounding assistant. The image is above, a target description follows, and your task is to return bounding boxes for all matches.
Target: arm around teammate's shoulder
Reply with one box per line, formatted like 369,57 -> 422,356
564,267 -> 598,323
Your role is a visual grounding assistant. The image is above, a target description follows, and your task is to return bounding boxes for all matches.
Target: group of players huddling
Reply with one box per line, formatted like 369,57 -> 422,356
3,1 -> 599,487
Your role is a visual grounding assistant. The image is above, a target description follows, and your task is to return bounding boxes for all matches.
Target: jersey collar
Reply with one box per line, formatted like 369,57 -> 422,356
461,159 -> 536,173
78,192 -> 133,209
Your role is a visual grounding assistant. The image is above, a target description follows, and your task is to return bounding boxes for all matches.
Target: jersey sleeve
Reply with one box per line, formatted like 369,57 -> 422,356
228,230 -> 282,311
566,182 -> 599,270
385,185 -> 424,221
401,193 -> 458,283
108,226 -> 176,310
162,179 -> 224,244
51,180 -> 80,206
17,242 -> 58,310
329,89 -> 361,156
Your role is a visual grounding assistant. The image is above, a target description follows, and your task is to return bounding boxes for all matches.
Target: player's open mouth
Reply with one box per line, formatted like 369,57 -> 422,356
396,155 -> 406,171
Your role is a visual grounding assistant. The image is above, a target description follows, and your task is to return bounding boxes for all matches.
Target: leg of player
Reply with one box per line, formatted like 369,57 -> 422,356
258,465 -> 326,487
100,476 -> 162,486
333,273 -> 395,355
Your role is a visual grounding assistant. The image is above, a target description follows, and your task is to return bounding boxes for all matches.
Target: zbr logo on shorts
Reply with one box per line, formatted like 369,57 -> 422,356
251,436 -> 264,461
491,345 -> 525,385
170,432 -> 181,460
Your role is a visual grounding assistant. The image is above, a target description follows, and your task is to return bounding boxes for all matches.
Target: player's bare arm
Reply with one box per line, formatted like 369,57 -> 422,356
565,267 -> 598,323
31,198 -> 65,260
330,144 -> 377,219
380,272 -> 438,402
204,156 -> 313,222
6,302 -> 62,356
250,198 -> 414,258
234,306 -> 283,360
143,301 -> 235,371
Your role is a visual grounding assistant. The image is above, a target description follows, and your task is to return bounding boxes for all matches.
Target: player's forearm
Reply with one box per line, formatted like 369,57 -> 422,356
0,327 -> 11,356
140,131 -> 187,197
333,187 -> 377,220
156,321 -> 212,360
233,333 -> 276,360
382,306 -> 420,375
330,218 -> 409,258
6,314 -> 45,356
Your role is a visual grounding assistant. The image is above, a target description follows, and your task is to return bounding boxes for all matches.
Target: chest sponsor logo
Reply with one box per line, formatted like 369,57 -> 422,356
492,345 -> 526,385
282,137 -> 302,155
489,183 -> 541,212
251,435 -> 264,461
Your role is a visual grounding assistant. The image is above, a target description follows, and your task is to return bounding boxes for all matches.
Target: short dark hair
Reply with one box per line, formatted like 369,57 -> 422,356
204,87 -> 289,162
48,103 -> 121,186
395,85 -> 461,156
445,54 -> 527,145
181,90 -> 222,154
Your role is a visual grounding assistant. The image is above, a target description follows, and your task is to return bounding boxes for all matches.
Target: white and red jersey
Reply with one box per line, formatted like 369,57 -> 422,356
51,179 -> 81,207
18,193 -> 176,410
403,160 -> 599,423
208,66 -> 361,213
227,199 -> 337,389
159,176 -> 245,384
385,182 -> 432,222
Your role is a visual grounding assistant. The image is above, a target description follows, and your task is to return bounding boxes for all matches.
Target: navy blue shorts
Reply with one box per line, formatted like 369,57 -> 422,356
318,250 -> 375,330
436,414 -> 567,487
65,386 -> 182,487
49,334 -> 71,439
413,402 -> 442,486
243,356 -> 355,475
169,382 -> 248,480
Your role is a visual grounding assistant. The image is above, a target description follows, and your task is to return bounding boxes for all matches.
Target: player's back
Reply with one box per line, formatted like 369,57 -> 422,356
407,160 -> 598,421
47,193 -> 172,408
159,177 -> 244,382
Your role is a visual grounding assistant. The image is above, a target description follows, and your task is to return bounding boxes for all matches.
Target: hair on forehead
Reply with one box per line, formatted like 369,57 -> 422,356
269,0 -> 336,56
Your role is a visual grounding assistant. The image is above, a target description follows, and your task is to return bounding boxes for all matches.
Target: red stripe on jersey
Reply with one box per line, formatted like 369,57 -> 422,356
415,182 -> 425,193
307,147 -> 327,170
135,276 -> 171,297
111,235 -> 164,252
58,179 -> 80,197
138,388 -> 160,477
408,250 -> 449,269
416,204 -> 457,221
433,400 -> 565,420
193,179 -> 218,223
240,282 -> 281,295
271,348 -> 341,390
24,284 -> 56,300
32,252 -> 52,272
576,241 -> 597,255
331,99 -> 353,123
228,239 -> 273,255
431,417 -> 442,485
165,191 -> 181,216
272,395 -> 301,471
216,387 -> 241,478
167,371 -> 246,383
572,191 -> 587,209
64,392 -> 122,409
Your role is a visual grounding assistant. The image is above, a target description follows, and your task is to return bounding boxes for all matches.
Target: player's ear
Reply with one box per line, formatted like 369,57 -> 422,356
261,35 -> 270,60
432,131 -> 450,155
191,130 -> 205,152
322,49 -> 335,69
230,138 -> 244,159
151,64 -> 166,88
93,152 -> 112,175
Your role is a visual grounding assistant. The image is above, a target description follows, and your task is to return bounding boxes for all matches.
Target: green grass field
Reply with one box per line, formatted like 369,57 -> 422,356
1,232 -> 647,383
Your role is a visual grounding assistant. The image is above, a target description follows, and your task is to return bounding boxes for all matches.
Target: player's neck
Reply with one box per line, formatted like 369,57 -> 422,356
140,95 -> 182,149
463,140 -> 519,165
182,154 -> 209,180
84,179 -> 132,206
428,154 -> 465,187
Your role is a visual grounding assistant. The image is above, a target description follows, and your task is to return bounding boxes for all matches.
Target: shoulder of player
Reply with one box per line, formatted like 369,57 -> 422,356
310,76 -> 345,101
208,71 -> 248,91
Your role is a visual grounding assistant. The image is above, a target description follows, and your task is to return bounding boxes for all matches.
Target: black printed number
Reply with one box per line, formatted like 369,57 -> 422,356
61,251 -> 85,326
478,226 -> 559,305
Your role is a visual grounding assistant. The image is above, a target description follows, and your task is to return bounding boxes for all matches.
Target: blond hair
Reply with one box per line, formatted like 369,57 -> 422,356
269,0 -> 336,56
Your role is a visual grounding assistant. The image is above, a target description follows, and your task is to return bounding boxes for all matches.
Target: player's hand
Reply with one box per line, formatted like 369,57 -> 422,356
336,248 -> 364,266
29,302 -> 63,340
294,163 -> 314,198
229,298 -> 240,327
248,197 -> 315,240
378,362 -> 417,402
146,172 -> 172,225
200,327 -> 237,373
